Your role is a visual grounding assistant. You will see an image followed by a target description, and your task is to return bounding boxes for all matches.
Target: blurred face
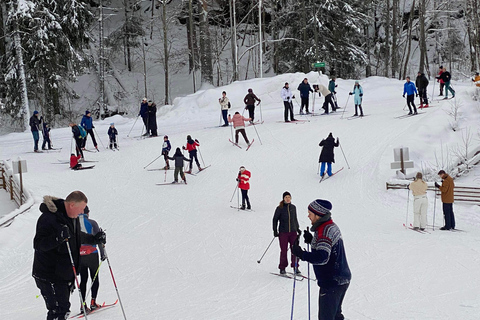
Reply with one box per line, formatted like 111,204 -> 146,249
65,201 -> 87,219
406,78 -> 410,82
308,210 -> 319,224
222,92 -> 226,97
239,167 -> 245,173
303,79 -> 308,83
285,84 -> 289,88
284,195 -> 291,203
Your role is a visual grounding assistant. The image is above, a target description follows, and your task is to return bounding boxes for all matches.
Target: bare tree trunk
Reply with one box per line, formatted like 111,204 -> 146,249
302,0 -> 308,73
124,0 -> 132,72
150,0 -> 155,40
418,0 -> 427,73
402,1 -> 415,79
198,0 -> 213,84
13,18 -> 30,130
0,2 -> 6,98
384,0 -> 390,77
229,0 -> 238,81
391,0 -> 398,78
471,0 -> 480,71
162,1 -> 169,105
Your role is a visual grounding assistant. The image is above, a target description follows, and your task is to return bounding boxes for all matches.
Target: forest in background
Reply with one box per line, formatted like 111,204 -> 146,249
0,0 -> 479,130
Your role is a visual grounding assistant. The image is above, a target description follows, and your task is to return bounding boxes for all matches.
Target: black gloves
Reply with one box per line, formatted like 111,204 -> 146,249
101,255 -> 107,261
297,229 -> 302,237
402,94 -> 405,98
435,182 -> 440,188
195,139 -> 199,143
182,146 -> 186,150
58,225 -> 70,243
303,227 -> 313,244
274,230 -> 279,237
359,93 -> 363,97
287,97 -> 290,100
291,240 -> 304,259
333,91 -> 337,94
349,92 -> 353,95
94,230 -> 107,245
292,95 -> 295,99
416,93 -> 418,97
236,178 -> 239,182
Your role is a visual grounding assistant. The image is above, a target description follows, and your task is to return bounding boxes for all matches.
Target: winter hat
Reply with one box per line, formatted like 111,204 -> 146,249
355,80 -> 359,84
439,65 -> 443,69
187,135 -> 191,140
85,110 -> 91,115
110,123 -> 114,126
248,88 -> 253,92
308,199 -> 332,216
33,110 -> 39,115
282,191 -> 291,199
148,100 -> 153,103
142,97 -> 147,101
285,82 -> 289,85
164,135 -> 168,139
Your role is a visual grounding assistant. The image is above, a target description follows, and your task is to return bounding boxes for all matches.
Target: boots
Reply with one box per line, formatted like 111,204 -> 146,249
359,105 -> 364,116
90,298 -> 101,311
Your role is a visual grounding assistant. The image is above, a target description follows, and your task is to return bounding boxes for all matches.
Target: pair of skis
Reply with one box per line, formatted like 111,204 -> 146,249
69,300 -> 118,318
229,139 -> 255,151
270,272 -> 315,281
403,223 -> 430,234
394,111 -> 426,119
156,165 -> 211,185
319,167 -> 344,183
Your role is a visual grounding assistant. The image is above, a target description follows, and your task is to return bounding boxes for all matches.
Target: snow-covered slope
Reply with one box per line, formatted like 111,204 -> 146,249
1,73 -> 480,319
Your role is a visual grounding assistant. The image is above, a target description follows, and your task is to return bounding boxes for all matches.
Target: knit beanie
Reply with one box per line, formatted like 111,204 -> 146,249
308,199 -> 332,216
85,110 -> 91,115
282,191 -> 291,199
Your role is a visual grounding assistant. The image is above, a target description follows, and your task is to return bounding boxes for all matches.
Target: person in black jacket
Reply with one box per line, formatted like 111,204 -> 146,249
69,122 -> 84,159
415,72 -> 429,108
319,133 -> 339,177
107,123 -> 118,150
167,148 -> 190,184
32,191 -> 106,320
147,100 -> 158,136
29,110 -> 42,152
435,67 -> 455,99
273,191 -> 301,275
297,78 -> 314,114
41,122 -> 52,150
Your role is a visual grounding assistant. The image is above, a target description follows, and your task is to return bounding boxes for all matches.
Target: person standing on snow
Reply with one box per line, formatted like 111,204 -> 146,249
183,135 -> 202,173
139,98 -> 149,136
147,100 -> 158,137
78,206 -> 106,313
281,82 -> 296,122
273,191 -> 301,275
472,72 -> 480,100
328,77 -> 339,110
168,148 -> 190,184
237,166 -> 251,210
219,91 -> 230,127
317,84 -> 336,114
243,88 -> 261,123
415,72 -> 429,108
80,111 -> 98,151
162,135 -> 171,169
435,170 -> 455,230
408,172 -> 428,231
29,110 -> 42,152
297,78 -> 314,115
437,66 -> 445,96
42,122 -> 53,150
403,76 -> 418,115
318,133 -> 339,177
291,199 -> 351,320
107,123 -> 118,150
228,112 -> 252,146
349,81 -> 364,117
435,67 -> 455,99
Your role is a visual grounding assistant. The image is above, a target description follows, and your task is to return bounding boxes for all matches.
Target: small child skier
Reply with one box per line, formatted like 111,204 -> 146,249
70,153 -> 82,170
41,122 -> 52,150
167,148 -> 190,184
108,123 -> 118,150
182,135 -> 202,173
162,135 -> 172,169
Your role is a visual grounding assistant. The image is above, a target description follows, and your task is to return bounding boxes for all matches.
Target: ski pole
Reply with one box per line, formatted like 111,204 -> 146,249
258,102 -> 263,122
340,94 -> 351,119
127,116 -> 139,137
293,97 -> 309,121
406,189 -> 410,228
433,188 -> 437,231
93,127 -> 106,150
103,247 -> 127,320
65,239 -> 89,319
307,242 -> 311,320
251,122 -> 263,145
143,155 -> 162,169
197,146 -> 206,167
230,120 -> 234,141
230,182 -> 239,202
338,142 -> 350,169
257,237 -> 275,263
83,260 -> 104,310
219,111 -> 222,127
290,256 -> 298,320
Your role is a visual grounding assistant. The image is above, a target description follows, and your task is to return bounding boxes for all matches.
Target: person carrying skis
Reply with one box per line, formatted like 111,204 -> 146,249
435,67 -> 455,99
328,77 -> 339,110
70,122 -> 85,159
42,121 -> 52,150
297,78 -> 314,114
291,199 -> 351,320
167,148 -> 189,184
219,91 -> 230,127
237,166 -> 251,210
435,170 -> 455,230
319,133 -> 339,177
32,191 -> 106,320
281,82 -> 296,122
243,88 -> 261,123
70,153 -> 83,170
349,81 -> 364,117
162,135 -> 172,169
317,84 -> 336,114
415,71 -> 429,108
273,191 -> 301,275
403,76 -> 418,115
228,112 -> 252,146
147,100 -> 158,136
183,135 -> 202,173
78,206 -> 106,313
408,172 -> 428,231
29,110 -> 42,152
437,66 -> 445,96
107,123 -> 118,150
80,111 -> 98,151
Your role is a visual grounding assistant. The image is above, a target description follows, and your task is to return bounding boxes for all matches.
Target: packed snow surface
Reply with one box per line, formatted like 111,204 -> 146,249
1,73 -> 480,319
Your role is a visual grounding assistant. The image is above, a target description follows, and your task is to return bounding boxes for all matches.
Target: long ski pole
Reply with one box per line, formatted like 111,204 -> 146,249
405,189 -> 410,228
307,242 -> 311,320
83,260 -> 103,309
197,146 -> 206,167
258,102 -> 263,122
65,239 -> 89,319
219,111 -> 222,127
340,95 -> 351,119
93,127 -> 106,150
339,142 -> 350,169
433,188 -> 437,231
103,247 -> 127,320
252,122 -> 263,145
256,237 -> 275,264
127,116 -> 139,137
143,155 -> 162,169
230,121 -> 234,141
230,182 -> 239,202
290,257 -> 298,320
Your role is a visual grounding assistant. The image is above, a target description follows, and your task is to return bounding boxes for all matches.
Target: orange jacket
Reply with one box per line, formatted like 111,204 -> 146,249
439,174 -> 454,203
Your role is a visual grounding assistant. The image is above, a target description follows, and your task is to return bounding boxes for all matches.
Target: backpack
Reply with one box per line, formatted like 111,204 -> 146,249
78,125 -> 87,138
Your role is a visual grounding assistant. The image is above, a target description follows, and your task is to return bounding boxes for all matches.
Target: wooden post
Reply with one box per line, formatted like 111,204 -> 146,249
400,148 -> 405,174
1,166 -> 5,189
9,176 -> 14,200
19,161 -> 23,205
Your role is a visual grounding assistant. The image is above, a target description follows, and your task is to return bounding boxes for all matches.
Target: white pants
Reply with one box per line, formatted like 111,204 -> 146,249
413,195 -> 428,228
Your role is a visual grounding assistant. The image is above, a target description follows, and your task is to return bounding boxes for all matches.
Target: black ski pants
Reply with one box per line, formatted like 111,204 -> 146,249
442,203 -> 455,229
318,283 -> 349,320
74,137 -> 84,158
241,189 -> 250,207
406,94 -> 417,113
81,129 -> 97,148
35,278 -> 72,320
283,101 -> 295,121
235,129 -> 249,144
322,94 -> 335,113
418,88 -> 428,105
300,97 -> 310,113
79,253 -> 100,302
42,135 -> 52,150
246,104 -> 255,122
188,150 -> 201,170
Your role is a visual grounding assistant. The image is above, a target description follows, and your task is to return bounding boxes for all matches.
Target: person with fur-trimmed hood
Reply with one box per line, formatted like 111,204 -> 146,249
273,191 -> 301,275
319,133 -> 339,177
292,199 -> 351,320
32,191 -> 106,319
415,72 -> 429,108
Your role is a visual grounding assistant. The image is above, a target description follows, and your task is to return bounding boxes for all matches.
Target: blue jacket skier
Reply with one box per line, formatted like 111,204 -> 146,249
403,77 -> 418,115
349,81 -> 364,117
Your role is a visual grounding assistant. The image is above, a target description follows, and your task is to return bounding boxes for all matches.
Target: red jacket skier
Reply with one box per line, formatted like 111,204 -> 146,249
237,166 -> 251,210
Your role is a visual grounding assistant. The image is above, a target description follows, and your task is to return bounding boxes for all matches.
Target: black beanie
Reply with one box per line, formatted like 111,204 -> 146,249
283,191 -> 291,199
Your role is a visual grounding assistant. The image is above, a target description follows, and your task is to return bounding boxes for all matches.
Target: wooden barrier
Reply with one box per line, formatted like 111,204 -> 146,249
0,161 -> 26,208
386,182 -> 480,204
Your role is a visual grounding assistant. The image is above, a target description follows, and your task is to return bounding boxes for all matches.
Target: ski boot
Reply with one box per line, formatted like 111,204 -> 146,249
279,269 -> 286,275
90,298 -> 101,311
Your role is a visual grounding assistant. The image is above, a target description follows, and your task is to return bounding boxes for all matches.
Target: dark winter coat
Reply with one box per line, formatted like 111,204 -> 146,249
437,71 -> 451,83
108,127 -> 118,139
32,196 -> 95,283
42,123 -> 50,138
71,125 -> 83,140
415,73 -> 429,90
273,202 -> 300,234
243,93 -> 261,106
297,82 -> 314,98
147,103 -> 157,129
301,219 -> 351,289
319,135 -> 339,163
29,115 -> 41,132
139,102 -> 148,118
162,140 -> 171,153
168,154 -> 191,168
81,115 -> 94,130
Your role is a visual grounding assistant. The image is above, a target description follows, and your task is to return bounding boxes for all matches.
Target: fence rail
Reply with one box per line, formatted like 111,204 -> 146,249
386,182 -> 480,204
0,161 -> 26,207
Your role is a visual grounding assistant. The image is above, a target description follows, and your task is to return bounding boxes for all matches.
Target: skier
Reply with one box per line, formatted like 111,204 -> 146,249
272,191 -> 301,275
139,98 -> 149,137
297,78 -> 314,114
237,166 -> 251,210
328,77 -> 339,110
69,122 -> 85,159
70,153 -> 83,170
434,170 -> 455,230
403,76 -> 418,115
41,121 -> 53,150
471,72 -> 480,100
32,191 -> 106,320
435,67 -> 455,99
243,88 -> 261,123
219,91 -> 230,127
167,148 -> 189,184
408,172 -> 428,230
280,82 -> 296,122
182,135 -> 202,173
29,110 -> 42,152
291,199 -> 351,320
147,100 -> 158,136
415,71 -> 429,108
78,206 -> 106,313
437,66 -> 445,96
318,133 -> 339,177
228,112 -> 252,146
80,111 -> 98,151
349,81 -> 364,117
162,135 -> 172,169
317,84 -> 336,114
107,123 -> 118,150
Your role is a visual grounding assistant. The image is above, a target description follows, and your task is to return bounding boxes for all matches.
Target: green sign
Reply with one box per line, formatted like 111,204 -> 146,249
312,62 -> 326,68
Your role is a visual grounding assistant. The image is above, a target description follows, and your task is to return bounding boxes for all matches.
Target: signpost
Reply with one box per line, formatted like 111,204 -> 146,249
312,62 -> 326,68
390,148 -> 414,175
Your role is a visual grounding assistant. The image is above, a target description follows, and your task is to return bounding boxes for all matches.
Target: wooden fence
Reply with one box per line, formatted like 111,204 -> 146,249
0,161 -> 26,207
386,182 -> 480,204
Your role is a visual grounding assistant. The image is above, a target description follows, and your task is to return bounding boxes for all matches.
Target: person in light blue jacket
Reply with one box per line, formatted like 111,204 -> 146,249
349,81 -> 364,117
403,77 -> 418,115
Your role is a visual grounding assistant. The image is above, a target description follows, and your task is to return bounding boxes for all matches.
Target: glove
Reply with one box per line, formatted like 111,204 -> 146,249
303,227 -> 313,244
333,91 -> 336,94
292,95 -> 295,99
101,255 -> 106,261
182,146 -> 186,150
274,230 -> 279,237
228,114 -> 231,117
335,84 -> 338,88
94,230 -> 107,245
92,125 -> 95,128
236,178 -> 239,182
402,94 -> 405,98
349,92 -> 353,95
297,229 -> 302,237
291,241 -> 305,259
245,106 -> 248,110
416,94 -> 418,97
287,97 -> 290,100
435,182 -> 440,188
58,225 -> 70,242
359,93 -> 363,97
195,139 -> 199,143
